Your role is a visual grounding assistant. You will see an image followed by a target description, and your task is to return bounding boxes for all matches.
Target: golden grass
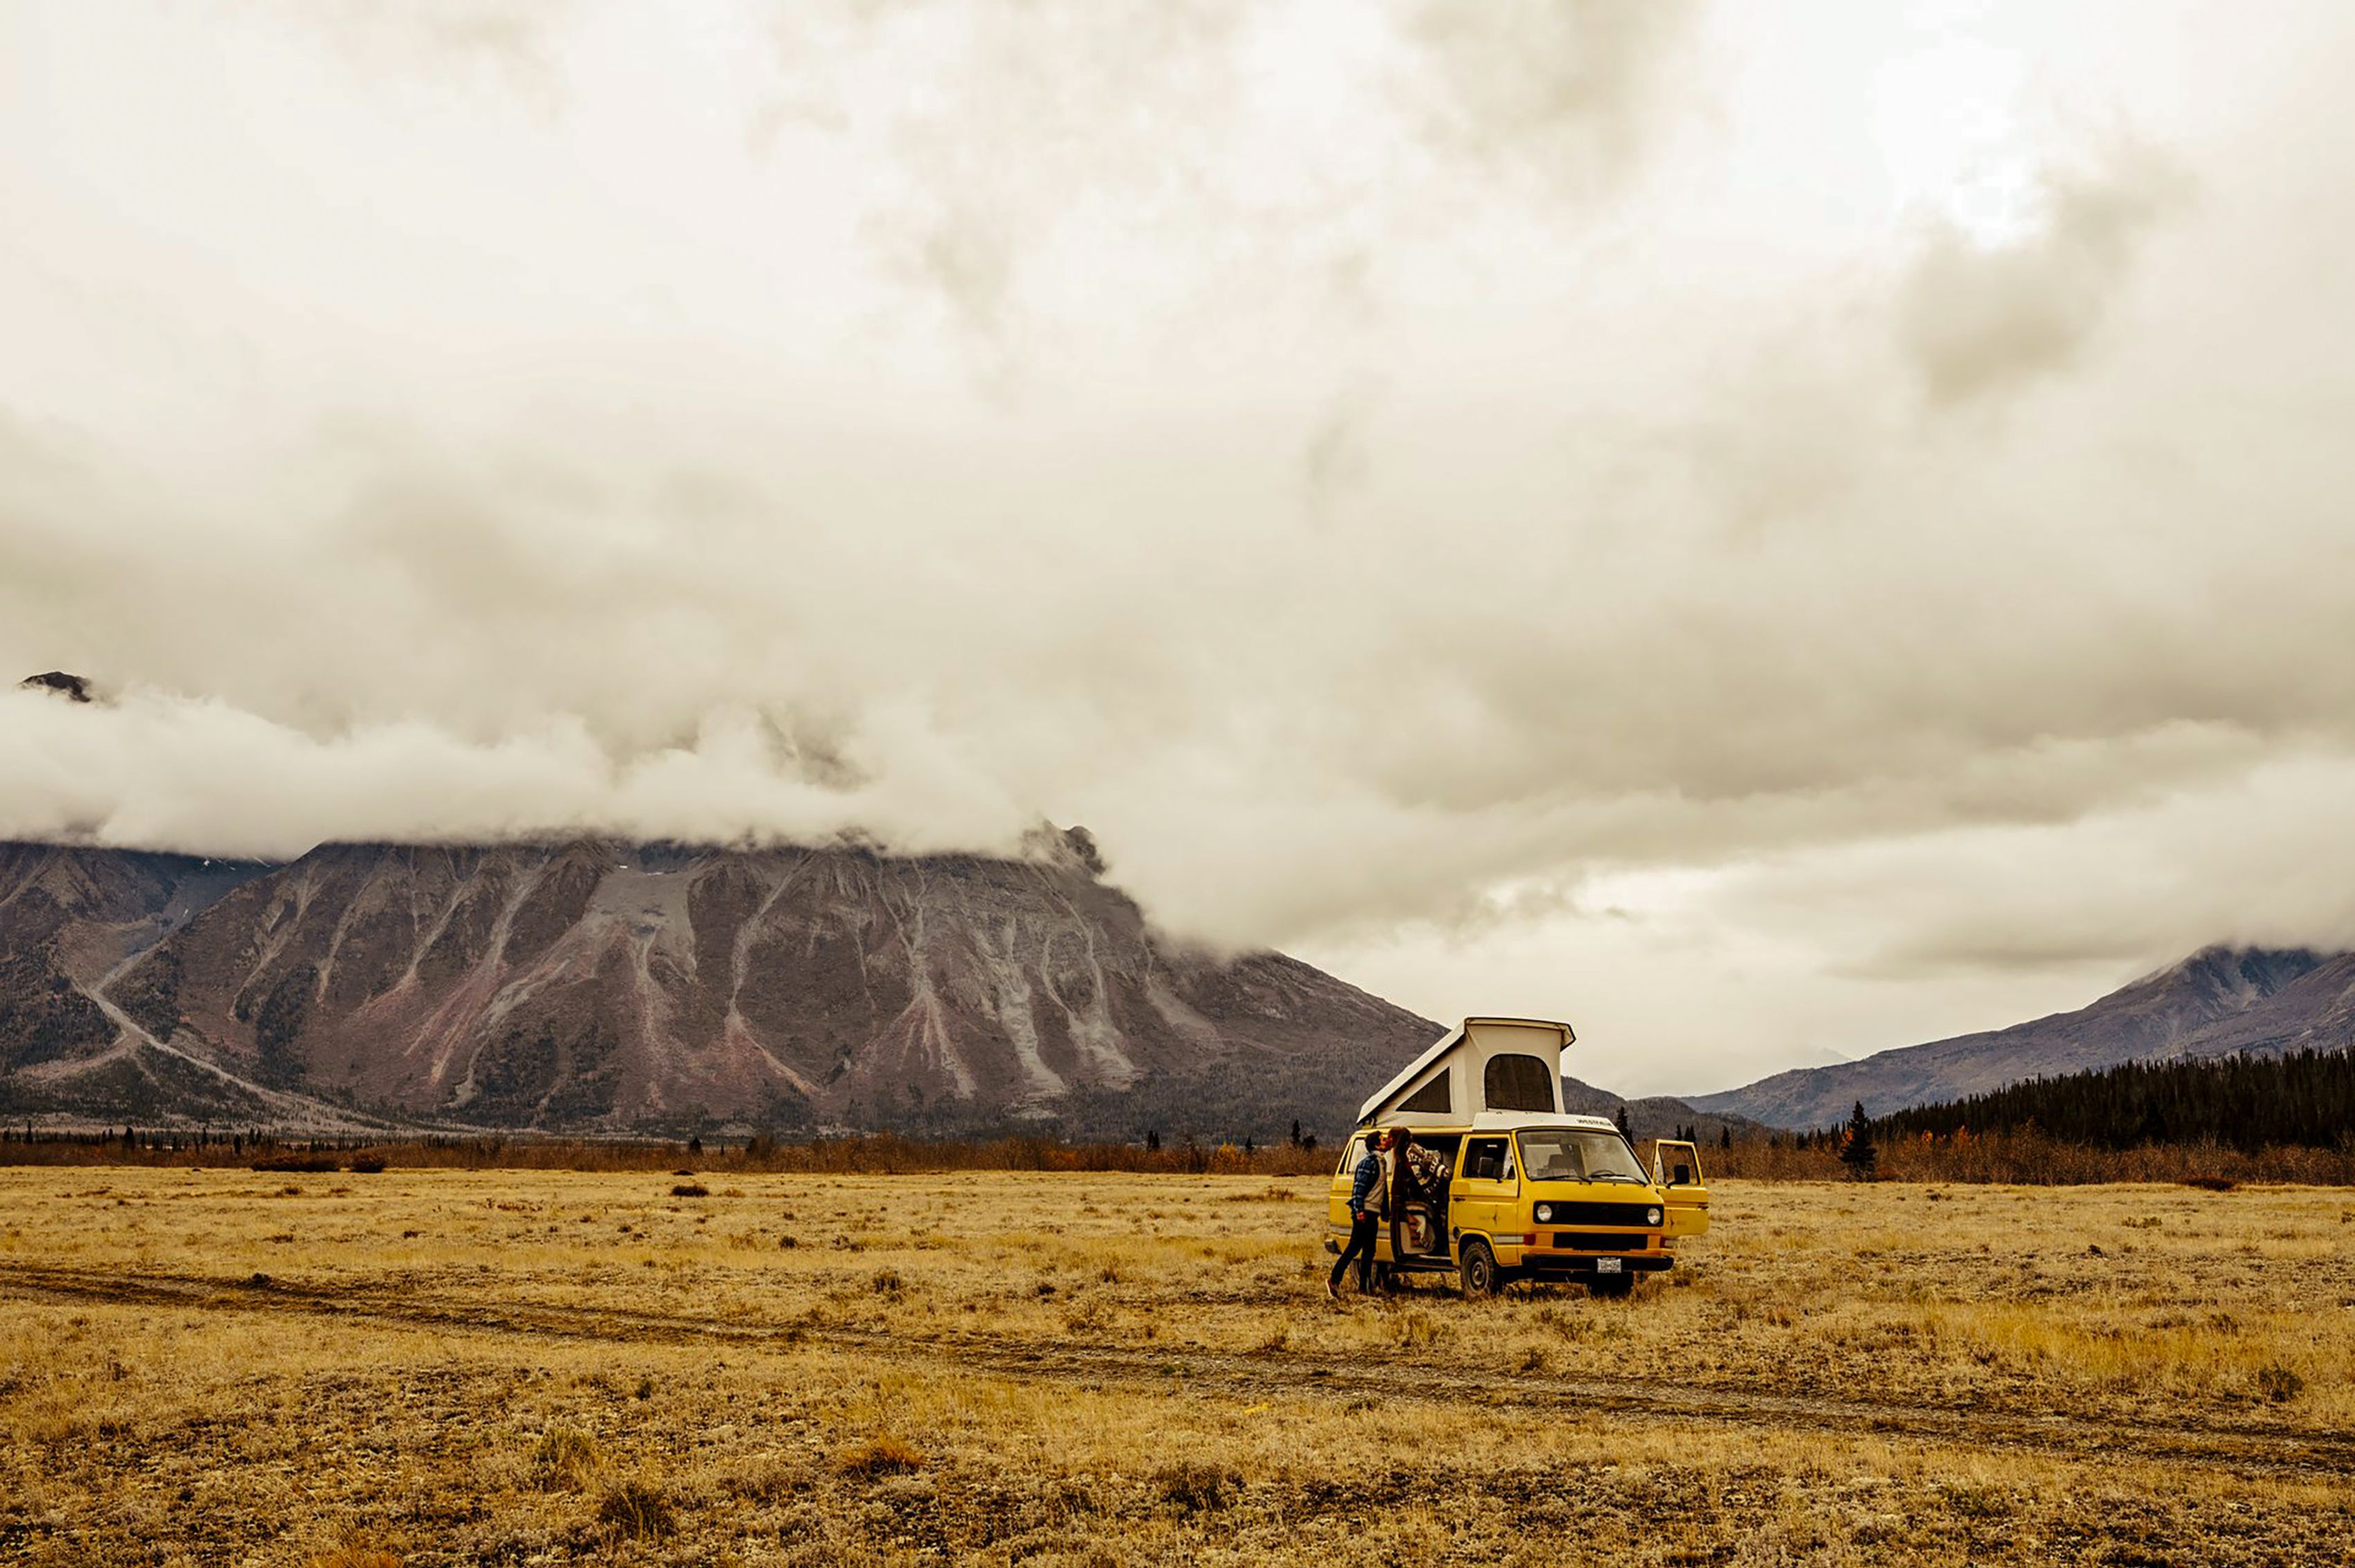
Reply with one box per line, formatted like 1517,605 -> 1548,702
2,1170 -> 2352,1564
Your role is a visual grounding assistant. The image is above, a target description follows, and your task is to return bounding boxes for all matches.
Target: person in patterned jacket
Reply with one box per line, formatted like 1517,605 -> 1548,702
1396,1130 -> 1452,1205
1391,1129 -> 1452,1254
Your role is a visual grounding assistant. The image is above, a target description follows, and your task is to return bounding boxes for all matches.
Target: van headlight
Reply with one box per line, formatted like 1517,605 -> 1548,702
1647,1207 -> 1663,1225
1533,1203 -> 1553,1223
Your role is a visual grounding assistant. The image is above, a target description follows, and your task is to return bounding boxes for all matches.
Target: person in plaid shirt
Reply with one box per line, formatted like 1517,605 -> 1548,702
1328,1129 -> 1393,1301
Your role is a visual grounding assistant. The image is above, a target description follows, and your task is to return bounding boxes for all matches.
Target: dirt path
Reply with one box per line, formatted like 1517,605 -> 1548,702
6,1261 -> 2349,1480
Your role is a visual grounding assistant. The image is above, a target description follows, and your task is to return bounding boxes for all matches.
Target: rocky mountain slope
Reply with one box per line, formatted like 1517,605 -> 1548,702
0,845 -> 300,1121
1558,1072 -> 1765,1146
1689,946 -> 2354,1129
0,834 -> 1442,1137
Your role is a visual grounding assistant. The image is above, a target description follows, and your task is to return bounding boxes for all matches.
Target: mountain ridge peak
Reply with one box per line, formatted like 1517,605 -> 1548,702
1693,942 -> 2355,1129
0,836 -> 1436,1139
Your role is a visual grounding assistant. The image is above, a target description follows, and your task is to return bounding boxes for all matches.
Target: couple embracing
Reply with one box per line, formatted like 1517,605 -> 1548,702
1326,1126 -> 1445,1302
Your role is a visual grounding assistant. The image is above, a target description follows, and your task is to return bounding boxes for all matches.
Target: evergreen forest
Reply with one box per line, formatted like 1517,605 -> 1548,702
1871,1049 -> 2355,1151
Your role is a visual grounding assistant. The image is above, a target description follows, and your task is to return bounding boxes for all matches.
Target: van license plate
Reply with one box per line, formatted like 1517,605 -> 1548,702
1595,1257 -> 1623,1274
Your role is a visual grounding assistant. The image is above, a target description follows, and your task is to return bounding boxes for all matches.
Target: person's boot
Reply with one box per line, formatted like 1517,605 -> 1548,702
1325,1273 -> 1343,1303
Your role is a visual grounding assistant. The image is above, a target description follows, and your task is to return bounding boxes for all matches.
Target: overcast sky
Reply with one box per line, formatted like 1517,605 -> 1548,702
5,1 -> 2354,1094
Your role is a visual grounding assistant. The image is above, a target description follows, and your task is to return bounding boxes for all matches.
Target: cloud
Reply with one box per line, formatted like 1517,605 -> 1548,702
1301,377 -> 1383,521
2,2 -> 2354,1088
753,0 -> 1699,369
1705,748 -> 2355,983
0,685 -> 1029,863
1402,0 -> 1699,192
1897,145 -> 2190,406
764,0 -> 1257,363
271,0 -> 588,110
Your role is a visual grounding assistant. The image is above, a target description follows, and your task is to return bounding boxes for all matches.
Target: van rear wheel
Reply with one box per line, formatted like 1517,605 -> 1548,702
1459,1238 -> 1501,1297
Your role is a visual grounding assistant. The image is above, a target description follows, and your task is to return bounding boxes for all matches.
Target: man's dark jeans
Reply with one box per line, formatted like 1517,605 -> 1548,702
1330,1210 -> 1379,1292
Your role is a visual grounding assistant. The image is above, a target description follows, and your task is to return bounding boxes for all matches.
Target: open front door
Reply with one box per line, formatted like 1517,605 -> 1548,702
1651,1139 -> 1711,1239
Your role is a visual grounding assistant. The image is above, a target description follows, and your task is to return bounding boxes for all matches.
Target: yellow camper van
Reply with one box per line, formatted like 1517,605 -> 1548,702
1326,1018 -> 1709,1297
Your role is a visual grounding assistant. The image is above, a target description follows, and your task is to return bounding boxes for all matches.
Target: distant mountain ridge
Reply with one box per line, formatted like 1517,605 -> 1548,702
1558,1072 -> 1765,1145
1690,946 -> 2355,1129
0,836 -> 1442,1139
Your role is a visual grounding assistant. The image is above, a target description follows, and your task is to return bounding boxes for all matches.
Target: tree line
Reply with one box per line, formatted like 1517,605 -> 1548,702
1868,1049 -> 2355,1152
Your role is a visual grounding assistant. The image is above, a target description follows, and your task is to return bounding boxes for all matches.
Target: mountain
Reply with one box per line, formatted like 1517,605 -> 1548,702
0,845 -> 302,1126
0,834 -> 1441,1138
1558,1072 -> 1765,1146
18,670 -> 94,703
1689,946 -> 2353,1129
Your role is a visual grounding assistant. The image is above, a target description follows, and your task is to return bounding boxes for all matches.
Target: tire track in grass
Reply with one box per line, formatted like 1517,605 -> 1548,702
2,1261 -> 2348,1480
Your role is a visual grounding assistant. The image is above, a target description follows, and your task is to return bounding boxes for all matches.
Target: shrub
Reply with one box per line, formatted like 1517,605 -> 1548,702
836,1436 -> 926,1478
302,1547 -> 402,1568
596,1479 -> 675,1541
870,1268 -> 905,1295
721,1458 -> 802,1502
671,1182 -> 710,1198
1389,1309 -> 1447,1348
347,1156 -> 386,1174
1154,1461 -> 1238,1513
531,1426 -> 602,1492
2183,1175 -> 2237,1192
253,1156 -> 338,1173
2257,1364 -> 2306,1403
1940,1482 -> 2014,1520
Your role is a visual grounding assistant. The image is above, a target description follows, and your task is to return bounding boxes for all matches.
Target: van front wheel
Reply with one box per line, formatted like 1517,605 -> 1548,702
1459,1238 -> 1501,1297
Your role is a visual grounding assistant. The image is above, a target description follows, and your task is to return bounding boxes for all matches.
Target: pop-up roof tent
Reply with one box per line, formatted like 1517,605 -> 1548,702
1357,1017 -> 1576,1128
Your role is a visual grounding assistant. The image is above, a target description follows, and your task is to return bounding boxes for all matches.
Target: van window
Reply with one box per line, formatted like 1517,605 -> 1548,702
1336,1133 -> 1373,1175
1483,1054 -> 1555,1112
1518,1130 -> 1649,1183
1398,1072 -> 1452,1115
1463,1137 -> 1511,1181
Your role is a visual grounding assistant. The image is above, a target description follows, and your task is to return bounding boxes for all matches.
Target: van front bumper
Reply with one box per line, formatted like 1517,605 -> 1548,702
1512,1254 -> 1672,1277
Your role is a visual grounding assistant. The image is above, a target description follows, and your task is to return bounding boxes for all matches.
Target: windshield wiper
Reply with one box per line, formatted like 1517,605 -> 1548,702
1587,1172 -> 1645,1184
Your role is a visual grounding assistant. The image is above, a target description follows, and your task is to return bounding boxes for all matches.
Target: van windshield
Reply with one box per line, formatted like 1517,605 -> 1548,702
1517,1130 -> 1649,1184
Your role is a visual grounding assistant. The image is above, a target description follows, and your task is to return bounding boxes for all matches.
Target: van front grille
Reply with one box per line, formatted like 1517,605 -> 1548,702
1542,1202 -> 1654,1227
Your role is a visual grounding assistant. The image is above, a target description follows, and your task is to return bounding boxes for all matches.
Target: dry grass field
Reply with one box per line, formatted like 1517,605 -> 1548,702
2,1169 -> 2351,1566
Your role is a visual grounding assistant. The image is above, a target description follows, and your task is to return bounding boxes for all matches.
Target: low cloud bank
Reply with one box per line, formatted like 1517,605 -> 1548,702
0,684 -> 1030,863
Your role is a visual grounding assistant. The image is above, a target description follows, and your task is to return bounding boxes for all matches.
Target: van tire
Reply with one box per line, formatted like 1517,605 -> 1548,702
1459,1238 -> 1501,1297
